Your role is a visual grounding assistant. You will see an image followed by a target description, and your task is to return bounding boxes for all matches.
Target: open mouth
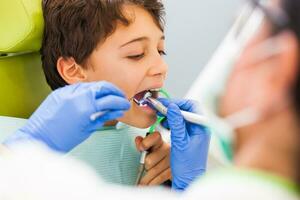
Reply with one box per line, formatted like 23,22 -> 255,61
133,89 -> 160,107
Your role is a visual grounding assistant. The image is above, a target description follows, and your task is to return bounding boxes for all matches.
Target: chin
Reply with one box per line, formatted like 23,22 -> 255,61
119,114 -> 157,129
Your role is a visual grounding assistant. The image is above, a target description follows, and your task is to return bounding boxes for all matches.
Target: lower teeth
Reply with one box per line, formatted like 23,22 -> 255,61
134,99 -> 148,107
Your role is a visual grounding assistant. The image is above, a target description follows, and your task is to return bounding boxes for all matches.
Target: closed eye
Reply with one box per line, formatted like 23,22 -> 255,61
127,53 -> 145,60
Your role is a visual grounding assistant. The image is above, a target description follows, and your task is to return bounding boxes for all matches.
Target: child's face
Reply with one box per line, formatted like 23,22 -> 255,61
82,5 -> 168,128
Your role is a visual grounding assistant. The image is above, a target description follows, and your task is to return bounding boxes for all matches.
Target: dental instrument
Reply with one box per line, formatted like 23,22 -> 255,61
134,91 -> 161,185
134,92 -> 154,185
134,90 -> 209,185
146,97 -> 209,127
135,132 -> 150,185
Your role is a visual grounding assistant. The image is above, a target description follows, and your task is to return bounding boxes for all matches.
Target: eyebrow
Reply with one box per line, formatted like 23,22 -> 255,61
120,35 -> 165,48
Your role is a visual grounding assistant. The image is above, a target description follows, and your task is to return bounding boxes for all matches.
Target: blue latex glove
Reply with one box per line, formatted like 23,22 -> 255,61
3,82 -> 130,153
158,98 -> 211,191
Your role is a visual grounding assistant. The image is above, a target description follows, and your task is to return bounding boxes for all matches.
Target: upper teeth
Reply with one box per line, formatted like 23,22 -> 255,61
149,88 -> 161,92
143,91 -> 152,99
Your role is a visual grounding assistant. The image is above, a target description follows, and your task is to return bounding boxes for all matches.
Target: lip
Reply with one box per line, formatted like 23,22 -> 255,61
138,103 -> 156,114
132,83 -> 164,99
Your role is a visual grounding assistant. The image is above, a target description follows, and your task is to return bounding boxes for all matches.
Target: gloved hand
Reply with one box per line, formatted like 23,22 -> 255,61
3,81 -> 130,153
158,98 -> 211,191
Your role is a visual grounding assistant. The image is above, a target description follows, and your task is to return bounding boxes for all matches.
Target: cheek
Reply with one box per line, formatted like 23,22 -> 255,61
86,58 -> 146,98
107,68 -> 145,98
220,72 -> 252,116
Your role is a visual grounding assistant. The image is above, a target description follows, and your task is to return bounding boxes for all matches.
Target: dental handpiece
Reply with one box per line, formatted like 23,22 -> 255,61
146,97 -> 209,127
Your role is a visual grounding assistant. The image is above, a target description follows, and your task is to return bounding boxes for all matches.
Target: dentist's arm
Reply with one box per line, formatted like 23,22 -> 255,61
158,98 -> 211,191
3,81 -> 130,153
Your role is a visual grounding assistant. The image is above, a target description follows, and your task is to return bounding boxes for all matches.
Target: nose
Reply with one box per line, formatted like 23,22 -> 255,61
147,52 -> 168,78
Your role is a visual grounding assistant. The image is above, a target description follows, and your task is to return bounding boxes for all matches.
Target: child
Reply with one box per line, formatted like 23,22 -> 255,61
41,0 -> 171,186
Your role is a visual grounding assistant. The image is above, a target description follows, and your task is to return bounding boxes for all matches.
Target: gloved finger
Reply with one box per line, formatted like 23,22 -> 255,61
167,103 -> 189,147
156,111 -> 165,118
187,125 -> 210,137
93,81 -> 126,99
99,110 -> 125,122
89,111 -> 125,131
139,132 -> 163,152
95,95 -> 130,112
147,98 -> 170,116
160,118 -> 170,130
148,168 -> 172,186
156,98 -> 171,110
144,143 -> 170,170
175,99 -> 199,114
139,156 -> 170,185
158,98 -> 198,113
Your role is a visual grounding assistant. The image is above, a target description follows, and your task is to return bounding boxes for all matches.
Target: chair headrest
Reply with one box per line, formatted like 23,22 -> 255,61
0,0 -> 44,54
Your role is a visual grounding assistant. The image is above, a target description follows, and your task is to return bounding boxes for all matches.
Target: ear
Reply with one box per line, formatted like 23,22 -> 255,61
57,57 -> 88,84
256,30 -> 300,116
271,31 -> 299,95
